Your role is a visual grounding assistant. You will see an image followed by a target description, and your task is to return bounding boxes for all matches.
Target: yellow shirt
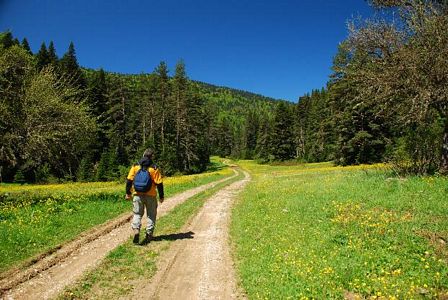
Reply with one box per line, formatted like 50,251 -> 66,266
127,165 -> 163,197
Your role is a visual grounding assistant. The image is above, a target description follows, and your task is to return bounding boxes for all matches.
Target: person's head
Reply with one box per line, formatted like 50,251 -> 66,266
143,148 -> 154,160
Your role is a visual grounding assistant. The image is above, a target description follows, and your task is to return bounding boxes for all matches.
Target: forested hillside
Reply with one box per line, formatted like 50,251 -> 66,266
1,0 -> 447,182
0,32 -> 284,182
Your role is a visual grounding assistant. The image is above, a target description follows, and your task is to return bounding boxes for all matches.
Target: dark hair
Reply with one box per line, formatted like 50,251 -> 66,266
143,148 -> 154,159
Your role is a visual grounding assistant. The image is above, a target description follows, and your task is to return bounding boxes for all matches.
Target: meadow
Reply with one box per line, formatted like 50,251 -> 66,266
0,160 -> 232,273
231,161 -> 448,299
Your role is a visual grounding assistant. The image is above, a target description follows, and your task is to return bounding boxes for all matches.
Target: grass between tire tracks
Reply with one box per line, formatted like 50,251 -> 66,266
0,159 -> 232,273
58,169 -> 244,300
230,160 -> 448,299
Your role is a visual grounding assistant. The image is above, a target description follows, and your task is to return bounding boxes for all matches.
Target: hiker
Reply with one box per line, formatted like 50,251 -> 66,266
125,148 -> 164,244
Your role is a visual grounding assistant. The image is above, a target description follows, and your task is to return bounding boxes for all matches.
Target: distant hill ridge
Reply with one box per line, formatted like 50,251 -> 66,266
83,67 -> 283,104
192,80 -> 284,103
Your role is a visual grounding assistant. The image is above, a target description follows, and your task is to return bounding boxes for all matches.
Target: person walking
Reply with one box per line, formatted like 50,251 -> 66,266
125,148 -> 164,244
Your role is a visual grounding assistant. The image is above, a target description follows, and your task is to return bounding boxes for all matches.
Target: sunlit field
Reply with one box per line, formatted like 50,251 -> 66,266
231,161 -> 448,299
0,162 -> 232,273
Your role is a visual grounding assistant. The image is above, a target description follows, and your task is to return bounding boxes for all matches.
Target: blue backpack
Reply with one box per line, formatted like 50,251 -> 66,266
133,165 -> 152,192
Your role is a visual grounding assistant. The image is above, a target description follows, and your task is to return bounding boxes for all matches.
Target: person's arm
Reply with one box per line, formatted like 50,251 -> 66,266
125,179 -> 133,199
152,166 -> 164,202
157,182 -> 164,202
125,166 -> 135,200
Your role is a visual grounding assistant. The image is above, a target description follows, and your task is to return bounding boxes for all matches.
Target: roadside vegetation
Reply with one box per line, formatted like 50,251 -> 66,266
231,161 -> 448,299
0,161 -> 232,273
59,169 -> 244,299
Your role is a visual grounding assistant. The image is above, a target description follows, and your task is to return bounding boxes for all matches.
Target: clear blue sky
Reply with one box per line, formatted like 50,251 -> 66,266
0,0 -> 373,101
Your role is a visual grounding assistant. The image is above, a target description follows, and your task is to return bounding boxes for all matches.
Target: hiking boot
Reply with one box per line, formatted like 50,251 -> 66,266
132,229 -> 140,244
142,233 -> 153,245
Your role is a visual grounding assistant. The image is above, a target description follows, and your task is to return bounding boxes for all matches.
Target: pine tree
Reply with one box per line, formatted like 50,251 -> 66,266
154,61 -> 170,153
183,83 -> 209,172
59,41 -> 86,90
172,60 -> 189,171
271,102 -> 295,161
96,151 -> 109,181
329,44 -> 391,165
47,41 -> 58,66
217,116 -> 233,158
0,31 -> 14,49
87,68 -> 109,160
140,74 -> 157,148
244,110 -> 259,159
21,38 -> 32,55
106,75 -> 128,159
77,155 -> 94,182
36,42 -> 50,71
255,117 -> 273,161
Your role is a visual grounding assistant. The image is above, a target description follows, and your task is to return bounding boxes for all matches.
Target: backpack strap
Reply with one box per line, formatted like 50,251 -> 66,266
138,162 -> 148,170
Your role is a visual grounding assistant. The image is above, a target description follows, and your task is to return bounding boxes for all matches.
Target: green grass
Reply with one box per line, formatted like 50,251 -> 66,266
231,160 -> 448,299
59,169 -> 244,299
0,164 -> 233,273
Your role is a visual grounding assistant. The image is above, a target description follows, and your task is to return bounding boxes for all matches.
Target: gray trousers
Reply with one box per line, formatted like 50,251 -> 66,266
131,195 -> 157,235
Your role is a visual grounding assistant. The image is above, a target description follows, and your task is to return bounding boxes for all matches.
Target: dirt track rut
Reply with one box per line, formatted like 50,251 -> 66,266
1,170 -> 238,300
127,170 -> 250,300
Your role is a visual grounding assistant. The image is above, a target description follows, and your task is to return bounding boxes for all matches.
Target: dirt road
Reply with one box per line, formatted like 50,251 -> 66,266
1,170 -> 238,300
128,170 -> 250,300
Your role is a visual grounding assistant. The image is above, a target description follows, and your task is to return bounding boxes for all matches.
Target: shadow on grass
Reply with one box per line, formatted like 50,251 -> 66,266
206,162 -> 225,172
152,231 -> 195,242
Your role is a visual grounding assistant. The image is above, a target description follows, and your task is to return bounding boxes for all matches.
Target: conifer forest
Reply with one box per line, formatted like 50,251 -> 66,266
0,0 -> 447,183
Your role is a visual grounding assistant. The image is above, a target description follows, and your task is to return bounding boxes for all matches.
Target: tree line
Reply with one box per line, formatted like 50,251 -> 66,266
240,0 -> 447,175
1,0 -> 446,182
0,32 -> 279,182
293,0 -> 447,175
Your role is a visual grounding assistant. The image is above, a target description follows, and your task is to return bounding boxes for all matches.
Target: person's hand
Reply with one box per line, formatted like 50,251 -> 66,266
159,197 -> 164,203
125,194 -> 132,200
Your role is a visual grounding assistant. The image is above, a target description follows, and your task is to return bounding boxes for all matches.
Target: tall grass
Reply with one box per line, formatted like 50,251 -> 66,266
231,161 -> 448,299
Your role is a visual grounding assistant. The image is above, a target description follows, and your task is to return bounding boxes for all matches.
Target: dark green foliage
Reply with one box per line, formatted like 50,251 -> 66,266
0,31 -> 15,49
77,156 -> 95,182
215,116 -> 234,158
293,89 -> 337,163
81,61 -> 215,177
96,151 -> 109,182
21,38 -> 32,55
87,68 -> 109,161
255,117 -> 273,162
329,73 -> 390,165
36,42 -> 50,71
47,41 -> 58,66
59,42 -> 86,90
13,169 -> 26,184
272,102 -> 295,161
243,110 -> 260,159
391,116 -> 444,175
197,83 -> 278,161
